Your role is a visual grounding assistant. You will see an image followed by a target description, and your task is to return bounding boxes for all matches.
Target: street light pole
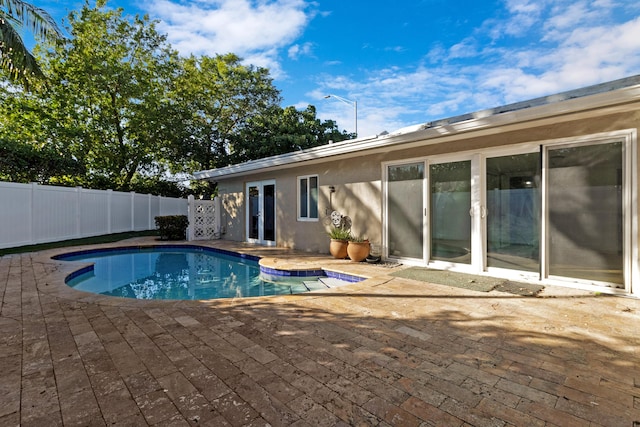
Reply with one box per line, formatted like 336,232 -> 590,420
324,94 -> 357,138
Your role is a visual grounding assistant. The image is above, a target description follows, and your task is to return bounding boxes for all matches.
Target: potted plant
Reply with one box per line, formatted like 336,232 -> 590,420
347,235 -> 370,262
328,227 -> 351,259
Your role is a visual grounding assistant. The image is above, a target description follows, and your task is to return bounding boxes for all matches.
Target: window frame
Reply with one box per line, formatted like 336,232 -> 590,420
297,174 -> 319,221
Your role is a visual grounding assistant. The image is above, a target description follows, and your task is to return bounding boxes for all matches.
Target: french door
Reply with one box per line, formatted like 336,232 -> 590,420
384,132 -> 634,290
246,180 -> 276,245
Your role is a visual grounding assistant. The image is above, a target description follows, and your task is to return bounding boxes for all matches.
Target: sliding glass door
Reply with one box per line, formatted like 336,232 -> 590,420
384,132 -> 633,290
387,163 -> 425,260
486,152 -> 540,273
545,141 -> 624,286
430,159 -> 472,265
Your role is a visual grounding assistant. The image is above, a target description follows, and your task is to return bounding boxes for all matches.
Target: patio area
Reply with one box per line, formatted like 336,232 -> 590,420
2,238 -> 640,426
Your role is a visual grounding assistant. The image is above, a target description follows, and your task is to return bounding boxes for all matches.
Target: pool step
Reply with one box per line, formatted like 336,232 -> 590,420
319,277 -> 351,288
289,283 -> 308,294
302,280 -> 329,291
302,277 -> 351,291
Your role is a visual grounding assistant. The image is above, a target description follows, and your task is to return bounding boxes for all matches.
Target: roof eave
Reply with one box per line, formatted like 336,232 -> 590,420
194,77 -> 640,181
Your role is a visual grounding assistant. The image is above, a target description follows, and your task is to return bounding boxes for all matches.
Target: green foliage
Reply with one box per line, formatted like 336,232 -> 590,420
232,105 -> 352,163
168,53 -> 282,173
0,137 -> 83,183
327,227 -> 352,241
0,0 -> 63,89
0,2 -> 354,196
155,215 -> 188,240
37,3 -> 181,191
348,235 -> 369,243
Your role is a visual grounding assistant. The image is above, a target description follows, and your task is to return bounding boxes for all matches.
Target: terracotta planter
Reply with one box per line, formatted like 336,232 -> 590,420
347,241 -> 370,262
329,239 -> 348,259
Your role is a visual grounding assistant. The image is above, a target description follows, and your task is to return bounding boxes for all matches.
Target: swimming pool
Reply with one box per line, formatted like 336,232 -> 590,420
55,245 -> 362,300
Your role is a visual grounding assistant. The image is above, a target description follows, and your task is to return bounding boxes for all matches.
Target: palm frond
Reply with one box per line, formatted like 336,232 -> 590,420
0,15 -> 43,81
0,0 -> 63,87
0,0 -> 63,39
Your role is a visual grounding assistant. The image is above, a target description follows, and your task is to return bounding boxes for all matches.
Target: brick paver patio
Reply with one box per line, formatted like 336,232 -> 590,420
2,238 -> 640,426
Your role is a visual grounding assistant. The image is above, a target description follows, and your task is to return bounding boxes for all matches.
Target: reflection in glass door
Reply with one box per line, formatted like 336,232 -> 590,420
546,142 -> 623,286
263,184 -> 275,242
248,185 -> 260,240
486,153 -> 540,272
246,181 -> 276,245
387,163 -> 425,259
430,160 -> 472,264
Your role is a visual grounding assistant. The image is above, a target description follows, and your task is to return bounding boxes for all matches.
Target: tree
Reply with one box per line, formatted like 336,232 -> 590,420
169,53 -> 282,174
0,83 -> 83,184
39,1 -> 182,191
231,104 -> 351,163
0,137 -> 83,183
0,0 -> 62,88
0,2 -> 354,196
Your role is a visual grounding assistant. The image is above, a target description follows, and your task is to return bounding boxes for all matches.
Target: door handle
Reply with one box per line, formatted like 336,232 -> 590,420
470,206 -> 487,217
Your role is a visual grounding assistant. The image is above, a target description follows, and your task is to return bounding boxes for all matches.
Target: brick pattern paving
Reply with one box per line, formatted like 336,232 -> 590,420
2,242 -> 640,426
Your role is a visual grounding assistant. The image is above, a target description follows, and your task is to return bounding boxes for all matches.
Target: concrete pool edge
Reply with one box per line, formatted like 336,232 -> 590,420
33,238 -> 379,307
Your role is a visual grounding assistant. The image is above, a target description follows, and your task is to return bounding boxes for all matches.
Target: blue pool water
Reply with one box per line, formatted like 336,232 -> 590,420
56,246 -> 318,300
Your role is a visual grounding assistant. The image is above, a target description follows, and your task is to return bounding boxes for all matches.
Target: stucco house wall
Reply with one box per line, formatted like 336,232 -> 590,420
197,75 -> 640,296
214,109 -> 640,252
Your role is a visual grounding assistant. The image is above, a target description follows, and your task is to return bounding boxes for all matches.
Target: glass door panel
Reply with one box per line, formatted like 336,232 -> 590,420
430,160 -> 471,264
248,185 -> 260,241
547,142 -> 623,286
486,153 -> 540,272
387,163 -> 425,259
264,184 -> 275,242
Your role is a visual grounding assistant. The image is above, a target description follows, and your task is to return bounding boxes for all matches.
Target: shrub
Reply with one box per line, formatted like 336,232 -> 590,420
155,215 -> 189,240
327,227 -> 351,241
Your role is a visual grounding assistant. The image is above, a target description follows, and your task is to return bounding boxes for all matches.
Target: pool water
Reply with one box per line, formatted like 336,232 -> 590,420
58,246 -> 313,300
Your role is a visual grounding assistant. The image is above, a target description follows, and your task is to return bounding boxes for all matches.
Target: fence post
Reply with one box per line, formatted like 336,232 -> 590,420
131,191 -> 136,231
76,186 -> 82,238
29,182 -> 37,245
215,197 -> 221,236
107,189 -> 112,234
187,195 -> 194,241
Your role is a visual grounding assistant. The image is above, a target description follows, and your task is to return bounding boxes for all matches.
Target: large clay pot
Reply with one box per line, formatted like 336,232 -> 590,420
329,239 -> 348,259
347,241 -> 370,262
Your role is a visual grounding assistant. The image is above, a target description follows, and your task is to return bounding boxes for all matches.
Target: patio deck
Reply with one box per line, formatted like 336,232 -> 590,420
2,237 -> 640,426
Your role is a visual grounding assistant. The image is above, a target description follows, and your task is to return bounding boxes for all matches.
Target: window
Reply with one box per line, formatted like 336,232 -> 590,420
298,175 -> 318,220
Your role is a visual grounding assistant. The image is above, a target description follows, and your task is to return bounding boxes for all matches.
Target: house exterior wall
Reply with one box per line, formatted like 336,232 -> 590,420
216,155 -> 386,253
213,108 -> 640,262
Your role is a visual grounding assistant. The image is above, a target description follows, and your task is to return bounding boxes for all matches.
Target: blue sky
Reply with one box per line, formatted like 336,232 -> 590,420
33,0 -> 640,136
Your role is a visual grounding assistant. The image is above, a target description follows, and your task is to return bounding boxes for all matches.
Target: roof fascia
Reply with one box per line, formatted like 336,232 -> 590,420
194,82 -> 640,181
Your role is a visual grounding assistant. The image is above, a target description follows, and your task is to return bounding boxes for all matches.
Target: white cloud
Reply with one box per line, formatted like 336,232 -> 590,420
143,0 -> 314,72
312,0 -> 640,136
288,42 -> 314,59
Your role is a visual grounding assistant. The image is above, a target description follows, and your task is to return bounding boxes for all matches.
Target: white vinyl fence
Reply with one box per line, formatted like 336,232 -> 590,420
0,181 -> 188,249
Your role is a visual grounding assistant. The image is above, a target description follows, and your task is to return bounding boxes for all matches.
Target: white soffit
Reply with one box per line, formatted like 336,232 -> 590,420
194,75 -> 640,181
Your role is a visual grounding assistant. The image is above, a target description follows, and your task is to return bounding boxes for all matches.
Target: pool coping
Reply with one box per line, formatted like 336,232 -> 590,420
34,239 -> 381,307
55,242 -> 368,285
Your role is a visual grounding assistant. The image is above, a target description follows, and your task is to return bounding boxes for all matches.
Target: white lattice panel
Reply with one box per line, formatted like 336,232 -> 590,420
188,196 -> 221,240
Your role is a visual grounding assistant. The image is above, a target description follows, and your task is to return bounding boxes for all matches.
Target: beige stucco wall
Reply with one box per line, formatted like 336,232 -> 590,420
215,154 -> 386,253
212,108 -> 640,257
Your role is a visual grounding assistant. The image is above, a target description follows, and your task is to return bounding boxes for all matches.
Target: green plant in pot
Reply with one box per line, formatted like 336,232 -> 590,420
347,235 -> 370,262
328,227 -> 351,259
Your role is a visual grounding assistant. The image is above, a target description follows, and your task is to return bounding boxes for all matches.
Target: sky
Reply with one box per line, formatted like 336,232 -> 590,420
32,0 -> 640,137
